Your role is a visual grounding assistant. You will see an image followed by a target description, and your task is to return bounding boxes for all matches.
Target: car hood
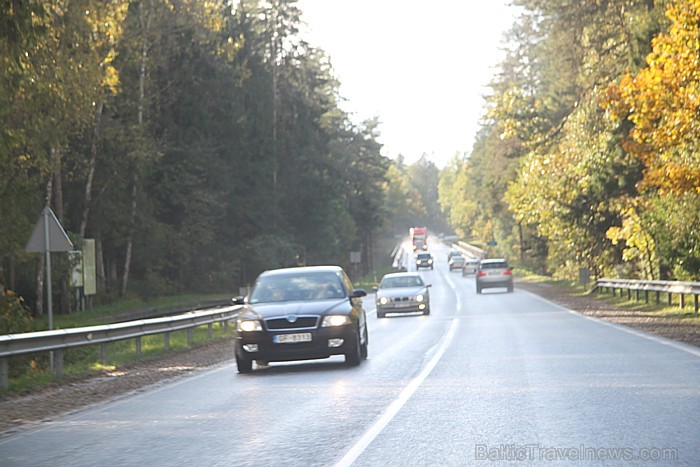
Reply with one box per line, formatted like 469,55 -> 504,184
377,286 -> 426,298
240,299 -> 350,319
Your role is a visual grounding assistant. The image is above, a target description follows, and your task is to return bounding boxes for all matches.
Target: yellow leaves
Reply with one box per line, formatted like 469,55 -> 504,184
605,204 -> 656,269
601,0 -> 700,196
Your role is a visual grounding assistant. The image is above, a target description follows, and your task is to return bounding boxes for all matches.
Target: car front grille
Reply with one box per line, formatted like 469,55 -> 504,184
265,316 -> 319,330
391,297 -> 410,302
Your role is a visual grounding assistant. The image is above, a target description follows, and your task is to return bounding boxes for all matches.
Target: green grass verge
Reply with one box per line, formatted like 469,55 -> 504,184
3,295 -> 235,396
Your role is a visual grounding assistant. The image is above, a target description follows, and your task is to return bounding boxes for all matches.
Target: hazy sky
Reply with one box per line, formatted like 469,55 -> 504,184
297,0 -> 519,168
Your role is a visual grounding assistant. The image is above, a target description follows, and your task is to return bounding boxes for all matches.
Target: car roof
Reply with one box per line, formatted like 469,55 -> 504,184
381,272 -> 421,279
258,265 -> 344,278
480,258 -> 508,265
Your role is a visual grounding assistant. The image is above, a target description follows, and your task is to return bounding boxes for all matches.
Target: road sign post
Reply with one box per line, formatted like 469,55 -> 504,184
25,207 -> 74,372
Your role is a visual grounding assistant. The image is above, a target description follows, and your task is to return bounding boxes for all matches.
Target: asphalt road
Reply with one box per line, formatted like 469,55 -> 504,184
2,244 -> 699,466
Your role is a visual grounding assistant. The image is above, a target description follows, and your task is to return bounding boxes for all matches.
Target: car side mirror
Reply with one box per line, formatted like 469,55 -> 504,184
426,284 -> 432,288
232,296 -> 245,305
372,286 -> 378,292
351,289 -> 367,298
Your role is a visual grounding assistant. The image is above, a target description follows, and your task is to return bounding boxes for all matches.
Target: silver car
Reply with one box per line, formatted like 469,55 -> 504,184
374,272 -> 431,318
475,258 -> 513,293
449,255 -> 466,271
461,258 -> 480,276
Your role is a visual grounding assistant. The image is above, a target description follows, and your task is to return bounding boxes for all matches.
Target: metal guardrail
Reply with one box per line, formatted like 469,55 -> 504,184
455,241 -> 487,259
594,278 -> 700,313
0,305 -> 242,389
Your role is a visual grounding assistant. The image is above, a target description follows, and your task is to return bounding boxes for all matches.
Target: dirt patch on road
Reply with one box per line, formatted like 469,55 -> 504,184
1,282 -> 698,437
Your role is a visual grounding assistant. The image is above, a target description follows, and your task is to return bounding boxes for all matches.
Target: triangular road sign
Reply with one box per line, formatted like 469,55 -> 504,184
25,207 -> 74,252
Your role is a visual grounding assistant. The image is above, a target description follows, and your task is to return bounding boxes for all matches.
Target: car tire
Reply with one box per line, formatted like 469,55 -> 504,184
345,328 -> 362,367
507,285 -> 514,293
476,285 -> 482,294
360,326 -> 368,360
423,307 -> 430,316
236,349 -> 253,374
377,311 -> 386,318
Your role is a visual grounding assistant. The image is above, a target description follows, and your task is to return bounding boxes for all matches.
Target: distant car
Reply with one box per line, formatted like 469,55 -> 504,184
448,254 -> 466,271
415,252 -> 434,270
447,249 -> 462,261
476,258 -> 513,293
462,258 -> 480,276
374,272 -> 431,318
232,266 -> 368,373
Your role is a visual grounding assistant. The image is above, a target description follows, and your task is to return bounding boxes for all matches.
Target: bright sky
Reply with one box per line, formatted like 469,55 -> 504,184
297,0 -> 519,168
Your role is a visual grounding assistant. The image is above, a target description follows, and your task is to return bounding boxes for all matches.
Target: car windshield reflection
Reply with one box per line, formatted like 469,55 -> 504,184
249,273 -> 345,303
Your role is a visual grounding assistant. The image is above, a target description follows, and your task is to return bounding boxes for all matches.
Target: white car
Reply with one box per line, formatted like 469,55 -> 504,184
462,259 -> 480,276
374,272 -> 431,318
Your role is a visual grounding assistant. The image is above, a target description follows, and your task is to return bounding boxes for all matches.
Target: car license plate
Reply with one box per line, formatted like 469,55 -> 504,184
395,302 -> 411,308
274,333 -> 312,344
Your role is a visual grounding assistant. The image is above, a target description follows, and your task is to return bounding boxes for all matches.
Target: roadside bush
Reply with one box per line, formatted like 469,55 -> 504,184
0,288 -> 33,334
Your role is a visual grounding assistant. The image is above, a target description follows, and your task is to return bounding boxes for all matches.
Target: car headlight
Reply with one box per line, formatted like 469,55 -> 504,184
415,260 -> 420,264
378,297 -> 390,305
237,319 -> 263,332
428,259 -> 433,264
415,294 -> 424,302
322,315 -> 351,327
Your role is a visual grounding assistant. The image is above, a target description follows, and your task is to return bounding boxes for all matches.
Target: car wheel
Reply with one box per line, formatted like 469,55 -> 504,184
236,349 -> 253,374
476,285 -> 482,294
507,285 -> 514,293
377,311 -> 386,318
423,307 -> 431,316
360,326 -> 368,360
345,328 -> 362,367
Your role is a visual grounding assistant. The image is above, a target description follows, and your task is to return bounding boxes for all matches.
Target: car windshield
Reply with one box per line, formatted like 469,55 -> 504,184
380,276 -> 424,288
249,273 -> 345,303
417,254 -> 431,259
481,261 -> 508,269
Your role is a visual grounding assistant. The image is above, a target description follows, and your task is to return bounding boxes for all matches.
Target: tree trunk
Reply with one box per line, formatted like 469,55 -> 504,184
35,176 -> 54,318
121,0 -> 151,297
80,102 -> 104,238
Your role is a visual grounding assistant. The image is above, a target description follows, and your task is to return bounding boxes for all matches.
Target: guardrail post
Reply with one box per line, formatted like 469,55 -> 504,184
656,291 -> 660,304
208,323 -> 213,339
100,343 -> 107,363
55,349 -> 63,377
135,336 -> 142,360
187,328 -> 193,347
0,358 -> 8,390
695,295 -> 699,314
645,290 -> 649,303
680,294 -> 685,310
164,332 -> 170,352
668,293 -> 673,306
627,289 -> 631,300
635,289 -> 640,301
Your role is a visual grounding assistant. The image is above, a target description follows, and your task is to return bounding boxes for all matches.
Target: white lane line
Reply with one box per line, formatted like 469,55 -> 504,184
335,270 -> 461,467
521,289 -> 700,358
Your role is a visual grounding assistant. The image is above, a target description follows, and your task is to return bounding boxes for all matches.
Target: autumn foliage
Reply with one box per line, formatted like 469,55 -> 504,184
603,0 -> 700,196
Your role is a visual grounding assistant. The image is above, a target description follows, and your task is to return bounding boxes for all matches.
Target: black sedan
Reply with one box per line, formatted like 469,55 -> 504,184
232,266 -> 368,373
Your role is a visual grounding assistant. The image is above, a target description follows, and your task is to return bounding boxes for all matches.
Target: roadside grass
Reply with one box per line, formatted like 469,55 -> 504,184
31,294 -> 231,330
517,270 -> 700,323
3,295 -> 234,396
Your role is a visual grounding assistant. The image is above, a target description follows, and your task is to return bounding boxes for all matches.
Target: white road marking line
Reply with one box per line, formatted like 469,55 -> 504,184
335,269 -> 461,467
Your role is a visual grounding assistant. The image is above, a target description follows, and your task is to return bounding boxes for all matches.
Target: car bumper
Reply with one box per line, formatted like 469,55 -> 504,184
377,302 -> 428,314
476,279 -> 513,288
235,325 -> 355,362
